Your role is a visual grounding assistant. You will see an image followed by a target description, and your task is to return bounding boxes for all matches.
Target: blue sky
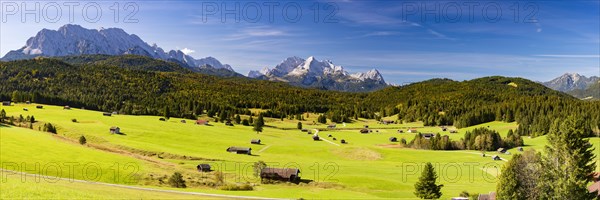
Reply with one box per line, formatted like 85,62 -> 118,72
1,0 -> 599,84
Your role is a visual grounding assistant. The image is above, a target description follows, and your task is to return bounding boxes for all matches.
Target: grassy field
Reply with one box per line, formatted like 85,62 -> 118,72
1,103 -> 597,199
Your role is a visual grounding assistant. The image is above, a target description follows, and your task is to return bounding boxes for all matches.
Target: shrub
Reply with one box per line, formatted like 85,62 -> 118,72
79,136 -> 87,145
242,119 -> 250,126
219,183 -> 253,191
168,172 -> 186,188
43,123 -> 57,134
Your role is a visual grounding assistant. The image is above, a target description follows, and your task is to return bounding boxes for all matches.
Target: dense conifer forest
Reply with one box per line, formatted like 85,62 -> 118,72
1,55 -> 599,137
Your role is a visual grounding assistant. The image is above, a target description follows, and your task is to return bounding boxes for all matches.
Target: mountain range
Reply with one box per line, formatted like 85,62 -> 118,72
248,56 -> 387,92
542,73 -> 599,92
1,24 -> 388,92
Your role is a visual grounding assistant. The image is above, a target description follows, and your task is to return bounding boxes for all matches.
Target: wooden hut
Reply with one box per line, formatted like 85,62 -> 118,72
397,130 -> 404,133
327,124 -> 336,129
492,155 -> 501,161
422,133 -> 434,139
260,168 -> 300,182
36,105 -> 44,109
301,128 -> 308,132
408,128 -> 418,133
112,111 -> 118,115
180,120 -> 186,123
312,135 -> 320,141
2,101 -> 11,106
196,120 -> 208,125
360,128 -> 370,134
103,112 -> 112,116
25,101 -> 30,104
389,137 -> 398,142
251,139 -> 261,144
197,164 -> 211,172
159,118 -> 166,121
517,147 -> 523,151
63,106 -> 71,110
225,121 -> 234,126
109,126 -> 120,134
497,148 -> 507,153
449,130 -> 458,133
226,147 -> 252,155
340,139 -> 347,144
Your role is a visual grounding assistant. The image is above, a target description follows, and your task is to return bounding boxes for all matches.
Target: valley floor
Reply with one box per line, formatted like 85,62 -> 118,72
1,103 -> 598,199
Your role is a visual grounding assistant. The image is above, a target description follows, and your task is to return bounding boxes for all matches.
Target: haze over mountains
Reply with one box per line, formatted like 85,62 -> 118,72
1,24 -> 388,92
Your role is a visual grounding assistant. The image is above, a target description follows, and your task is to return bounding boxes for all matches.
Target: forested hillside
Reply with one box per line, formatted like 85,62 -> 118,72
1,56 -> 598,137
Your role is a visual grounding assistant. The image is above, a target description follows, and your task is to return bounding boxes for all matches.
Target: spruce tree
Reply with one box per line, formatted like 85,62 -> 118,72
234,114 -> 241,124
497,154 -> 524,200
297,122 -> 302,130
414,162 -> 443,199
539,116 -> 597,199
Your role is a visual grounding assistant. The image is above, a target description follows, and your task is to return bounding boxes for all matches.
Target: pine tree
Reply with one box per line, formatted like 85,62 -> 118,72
256,114 -> 264,127
79,136 -> 87,145
168,172 -> 186,188
297,122 -> 302,130
0,109 -> 6,123
164,106 -> 171,119
234,114 -> 241,124
497,154 -> 524,200
253,120 -> 263,134
539,116 -> 597,199
414,162 -> 443,199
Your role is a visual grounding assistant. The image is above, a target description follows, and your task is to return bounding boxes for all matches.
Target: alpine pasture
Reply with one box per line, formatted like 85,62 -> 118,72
2,103 -> 596,199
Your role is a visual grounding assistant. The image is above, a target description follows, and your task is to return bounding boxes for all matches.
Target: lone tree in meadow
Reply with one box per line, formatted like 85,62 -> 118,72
297,122 -> 302,130
164,106 -> 171,120
168,172 -> 186,188
253,120 -> 263,134
78,136 -> 87,145
234,114 -> 241,124
414,162 -> 443,199
256,113 -> 264,127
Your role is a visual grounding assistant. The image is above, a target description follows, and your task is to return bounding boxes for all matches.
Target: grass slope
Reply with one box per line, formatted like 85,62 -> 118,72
2,103 -> 597,199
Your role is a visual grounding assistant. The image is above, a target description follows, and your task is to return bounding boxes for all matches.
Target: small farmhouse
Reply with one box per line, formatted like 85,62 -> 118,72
260,167 -> 300,182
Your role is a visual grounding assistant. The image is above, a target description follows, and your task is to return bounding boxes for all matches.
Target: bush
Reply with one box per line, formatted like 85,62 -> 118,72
168,172 -> 186,188
218,183 -> 253,191
242,119 -> 250,126
79,136 -> 87,145
43,123 -> 57,134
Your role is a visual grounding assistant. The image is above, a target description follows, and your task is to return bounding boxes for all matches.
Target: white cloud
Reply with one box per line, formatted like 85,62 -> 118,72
180,48 -> 195,55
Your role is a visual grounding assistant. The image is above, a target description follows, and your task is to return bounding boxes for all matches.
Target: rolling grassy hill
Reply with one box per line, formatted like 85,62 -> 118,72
3,103 -> 597,199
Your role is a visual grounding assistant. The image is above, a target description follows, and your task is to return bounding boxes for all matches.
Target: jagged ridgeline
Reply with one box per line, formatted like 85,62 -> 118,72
1,56 -> 599,137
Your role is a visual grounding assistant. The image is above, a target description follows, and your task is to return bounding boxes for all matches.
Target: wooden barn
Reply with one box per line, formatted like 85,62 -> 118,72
159,118 -> 166,121
408,128 -> 418,133
2,101 -> 11,106
225,121 -> 234,126
360,128 -> 371,134
341,139 -> 347,144
441,127 -> 447,131
301,128 -> 308,132
197,164 -> 211,172
23,108 -> 28,111
517,147 -> 524,151
397,130 -> 404,133
103,112 -> 112,116
63,106 -> 71,110
36,105 -> 44,109
260,167 -> 300,183
109,126 -> 121,134
389,137 -> 398,142
180,120 -> 186,123
226,147 -> 252,155
196,120 -> 208,125
312,135 -> 320,141
251,139 -> 261,144
25,101 -> 30,104
449,130 -> 458,133
422,133 -> 434,140
492,155 -> 501,161
327,124 -> 336,129
381,120 -> 394,125
497,148 -> 507,153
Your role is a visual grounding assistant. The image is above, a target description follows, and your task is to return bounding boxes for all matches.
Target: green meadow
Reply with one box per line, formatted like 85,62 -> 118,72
1,103 -> 598,199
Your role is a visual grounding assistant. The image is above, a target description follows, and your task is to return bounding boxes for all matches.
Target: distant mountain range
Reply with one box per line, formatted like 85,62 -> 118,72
1,24 -> 238,74
542,73 -> 599,92
1,24 -> 387,92
248,56 -> 387,92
